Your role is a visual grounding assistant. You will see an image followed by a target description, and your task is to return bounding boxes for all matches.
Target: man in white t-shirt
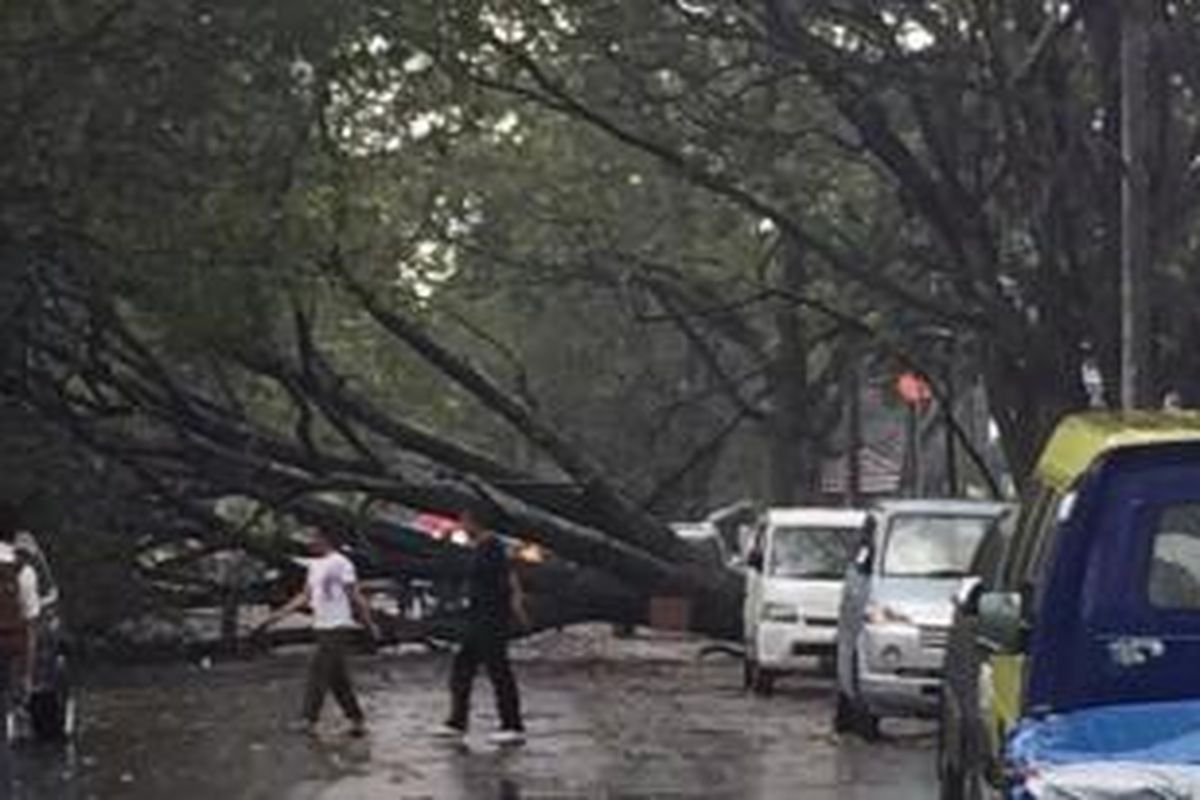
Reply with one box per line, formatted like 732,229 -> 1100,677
258,527 -> 378,737
0,505 -> 40,705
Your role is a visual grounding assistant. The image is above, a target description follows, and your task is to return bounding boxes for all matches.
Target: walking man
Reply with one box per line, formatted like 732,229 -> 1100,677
436,502 -> 530,744
258,527 -> 378,737
0,504 -> 40,730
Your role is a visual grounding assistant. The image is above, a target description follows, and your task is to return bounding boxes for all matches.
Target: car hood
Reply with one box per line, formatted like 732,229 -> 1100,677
869,577 -> 964,627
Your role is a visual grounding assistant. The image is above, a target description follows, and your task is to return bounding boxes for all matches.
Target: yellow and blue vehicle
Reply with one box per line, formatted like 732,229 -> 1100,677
939,411 -> 1200,799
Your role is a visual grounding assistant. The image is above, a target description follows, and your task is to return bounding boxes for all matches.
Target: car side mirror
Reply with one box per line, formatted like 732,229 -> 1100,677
955,577 -> 984,615
853,546 -> 873,575
747,550 -> 764,571
977,591 -> 1024,653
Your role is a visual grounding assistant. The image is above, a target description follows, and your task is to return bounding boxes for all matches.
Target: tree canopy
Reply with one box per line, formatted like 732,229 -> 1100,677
4,0 -> 1199,639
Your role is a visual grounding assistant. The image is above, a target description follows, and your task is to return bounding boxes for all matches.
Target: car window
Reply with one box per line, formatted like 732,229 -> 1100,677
1148,503 -> 1200,610
881,514 -> 991,578
748,521 -> 766,559
768,526 -> 860,579
971,512 -> 1015,589
1002,487 -> 1054,591
1027,490 -> 1073,606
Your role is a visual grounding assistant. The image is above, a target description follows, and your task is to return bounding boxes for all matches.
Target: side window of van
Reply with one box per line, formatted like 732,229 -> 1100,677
1148,504 -> 1200,610
1027,491 -> 1074,609
976,512 -> 1016,589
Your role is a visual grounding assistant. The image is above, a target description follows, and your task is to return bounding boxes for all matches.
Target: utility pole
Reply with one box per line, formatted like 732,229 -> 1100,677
903,403 -> 924,498
1121,0 -> 1152,409
943,362 -> 958,497
845,359 -> 863,507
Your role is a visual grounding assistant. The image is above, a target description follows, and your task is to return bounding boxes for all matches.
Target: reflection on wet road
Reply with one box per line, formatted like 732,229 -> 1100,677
0,629 -> 937,798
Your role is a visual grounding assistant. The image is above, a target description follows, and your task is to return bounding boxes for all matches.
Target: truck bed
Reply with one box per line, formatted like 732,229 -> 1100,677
1009,699 -> 1200,799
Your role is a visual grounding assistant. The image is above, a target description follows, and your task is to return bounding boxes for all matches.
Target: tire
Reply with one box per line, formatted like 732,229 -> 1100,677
29,655 -> 74,745
939,730 -> 965,800
965,763 -> 989,800
858,707 -> 881,741
743,659 -> 756,690
940,763 -> 964,800
834,692 -> 855,733
846,654 -> 880,740
938,695 -> 964,800
29,689 -> 70,742
817,654 -> 837,677
751,668 -> 775,697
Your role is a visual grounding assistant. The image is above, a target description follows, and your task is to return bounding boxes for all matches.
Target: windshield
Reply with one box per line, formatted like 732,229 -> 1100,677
883,514 -> 991,578
768,526 -> 860,579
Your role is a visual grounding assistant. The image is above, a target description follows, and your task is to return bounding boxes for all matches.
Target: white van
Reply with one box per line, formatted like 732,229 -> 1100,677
744,507 -> 868,695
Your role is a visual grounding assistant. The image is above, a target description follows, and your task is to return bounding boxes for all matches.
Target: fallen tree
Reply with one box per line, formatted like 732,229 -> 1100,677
3,261 -> 745,642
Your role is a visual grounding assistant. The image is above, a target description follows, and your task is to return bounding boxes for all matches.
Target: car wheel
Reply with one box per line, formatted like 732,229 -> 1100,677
938,695 -> 963,800
29,684 -> 73,743
858,708 -> 881,741
834,691 -> 855,733
847,654 -> 881,740
940,764 -> 965,800
939,738 -> 965,800
751,668 -> 775,697
965,764 -> 990,800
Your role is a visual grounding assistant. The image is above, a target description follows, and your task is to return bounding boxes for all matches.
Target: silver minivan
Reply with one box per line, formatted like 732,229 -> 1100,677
834,499 -> 1009,738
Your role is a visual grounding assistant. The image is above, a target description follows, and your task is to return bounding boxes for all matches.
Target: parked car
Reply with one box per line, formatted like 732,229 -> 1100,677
744,507 -> 868,695
5,533 -> 74,744
671,521 -> 730,570
938,512 -> 1015,799
835,499 -> 1010,739
939,412 -> 1200,799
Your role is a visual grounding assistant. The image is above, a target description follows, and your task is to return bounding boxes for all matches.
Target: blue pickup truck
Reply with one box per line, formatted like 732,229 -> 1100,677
940,412 -> 1200,799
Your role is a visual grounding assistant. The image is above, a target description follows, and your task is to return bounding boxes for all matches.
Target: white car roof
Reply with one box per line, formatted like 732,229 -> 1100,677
764,507 -> 868,529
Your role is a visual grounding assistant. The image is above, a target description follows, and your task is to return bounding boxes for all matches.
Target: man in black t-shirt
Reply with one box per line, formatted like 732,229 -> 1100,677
437,502 -> 529,744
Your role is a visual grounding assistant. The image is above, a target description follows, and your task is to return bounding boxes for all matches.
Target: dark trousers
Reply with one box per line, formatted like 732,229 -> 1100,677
302,629 -> 364,724
447,626 -> 522,732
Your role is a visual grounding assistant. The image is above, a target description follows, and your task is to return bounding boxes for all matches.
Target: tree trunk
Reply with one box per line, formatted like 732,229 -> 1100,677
983,339 -> 1086,490
765,233 -> 816,504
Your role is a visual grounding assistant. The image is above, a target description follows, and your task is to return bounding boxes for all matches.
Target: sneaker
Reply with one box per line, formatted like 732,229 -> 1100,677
346,721 -> 368,739
488,729 -> 526,746
431,723 -> 466,739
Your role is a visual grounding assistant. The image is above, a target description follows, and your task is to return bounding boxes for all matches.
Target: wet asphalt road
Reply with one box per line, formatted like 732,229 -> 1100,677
1,628 -> 938,799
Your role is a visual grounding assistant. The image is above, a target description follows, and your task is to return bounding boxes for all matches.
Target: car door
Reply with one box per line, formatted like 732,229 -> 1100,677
952,515 -> 1012,765
744,521 -> 767,656
978,489 -> 1056,771
1065,459 -> 1200,710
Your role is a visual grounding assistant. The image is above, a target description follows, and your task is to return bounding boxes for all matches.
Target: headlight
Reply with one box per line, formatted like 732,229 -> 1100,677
761,602 -> 800,623
864,604 -> 914,625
